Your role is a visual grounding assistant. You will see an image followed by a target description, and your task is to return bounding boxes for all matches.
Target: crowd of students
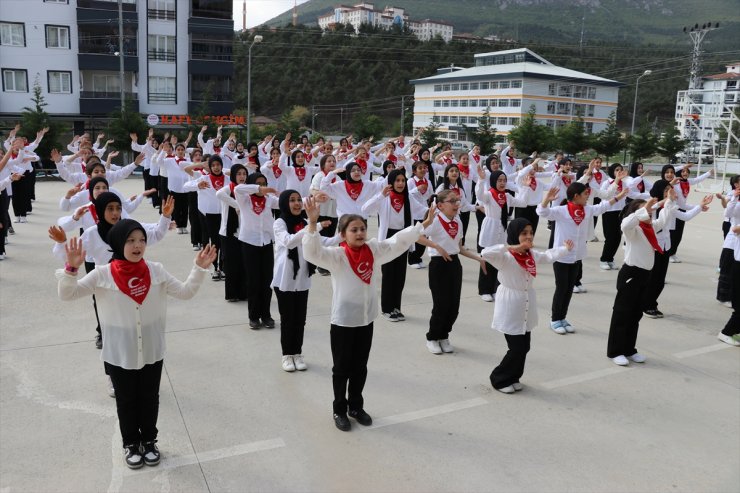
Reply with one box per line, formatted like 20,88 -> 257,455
0,124 -> 735,469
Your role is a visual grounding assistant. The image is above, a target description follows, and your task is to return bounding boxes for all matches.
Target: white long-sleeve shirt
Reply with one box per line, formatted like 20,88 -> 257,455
215,186 -> 240,237
183,173 -> 230,215
57,261 -> 207,369
621,206 -> 670,270
536,200 -> 612,263
476,180 -> 529,248
320,175 -> 384,219
302,223 -> 423,327
271,218 -> 338,292
361,191 -> 428,241
233,184 -> 279,246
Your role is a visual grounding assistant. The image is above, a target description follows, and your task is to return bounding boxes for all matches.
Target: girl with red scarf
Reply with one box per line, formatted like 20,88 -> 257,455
215,164 -> 249,302
482,218 -> 573,393
302,197 -> 430,432
666,163 -> 714,263
57,220 -> 216,469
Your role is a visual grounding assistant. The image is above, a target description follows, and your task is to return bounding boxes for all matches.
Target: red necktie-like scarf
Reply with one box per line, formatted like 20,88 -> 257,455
110,259 -> 151,305
438,214 -> 459,239
250,194 -> 266,214
295,166 -> 307,181
345,180 -> 363,200
415,177 -> 428,195
490,188 -> 507,208
389,191 -> 404,213
639,222 -> 664,253
567,202 -> 585,225
593,170 -> 603,185
679,180 -> 690,198
341,242 -> 373,284
509,249 -> 536,277
209,173 -> 225,190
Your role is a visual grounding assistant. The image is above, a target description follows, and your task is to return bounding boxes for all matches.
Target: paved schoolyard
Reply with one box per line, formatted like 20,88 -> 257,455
0,178 -> 738,493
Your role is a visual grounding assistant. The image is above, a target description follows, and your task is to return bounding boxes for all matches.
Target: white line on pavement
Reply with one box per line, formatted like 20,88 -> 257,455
540,367 -> 632,389
673,343 -> 733,359
363,397 -> 489,430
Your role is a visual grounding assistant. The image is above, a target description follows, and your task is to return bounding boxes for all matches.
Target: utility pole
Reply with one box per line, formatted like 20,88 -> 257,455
117,0 -> 124,112
292,0 -> 298,27
400,96 -> 405,136
340,106 -> 344,134
311,105 -> 315,132
683,22 -> 720,89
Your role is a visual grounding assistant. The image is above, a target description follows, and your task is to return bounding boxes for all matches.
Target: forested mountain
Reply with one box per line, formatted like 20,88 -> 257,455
235,24 -> 737,134
263,0 -> 740,49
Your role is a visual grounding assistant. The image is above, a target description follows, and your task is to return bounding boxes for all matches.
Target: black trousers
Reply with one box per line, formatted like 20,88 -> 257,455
607,265 -> 650,358
0,190 -> 9,255
427,255 -> 462,341
221,235 -> 247,300
380,228 -> 408,313
592,197 -> 601,229
490,332 -> 531,389
408,219 -> 427,265
600,210 -> 622,262
722,260 -> 740,336
330,323 -> 373,414
514,205 -> 540,234
459,210 -> 470,246
203,213 -> 222,270
29,163 -> 36,205
722,220 -> 730,239
318,215 -> 338,238
275,288 -> 309,355
574,259 -> 584,287
475,209 -> 485,250
477,244 -> 499,296
548,220 -> 555,249
643,250 -> 670,311
84,261 -> 102,335
717,248 -> 734,303
158,177 -> 169,214
11,170 -> 32,217
105,359 -> 163,447
668,215 -> 686,256
143,169 -> 161,207
188,192 -> 205,246
242,242 -> 273,321
168,191 -> 189,229
552,261 -> 580,321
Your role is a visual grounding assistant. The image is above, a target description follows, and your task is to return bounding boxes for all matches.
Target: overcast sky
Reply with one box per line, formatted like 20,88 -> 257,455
233,0 -> 313,30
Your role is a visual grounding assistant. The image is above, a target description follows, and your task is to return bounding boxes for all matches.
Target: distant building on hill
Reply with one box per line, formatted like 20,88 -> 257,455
410,48 -> 622,147
317,3 -> 453,42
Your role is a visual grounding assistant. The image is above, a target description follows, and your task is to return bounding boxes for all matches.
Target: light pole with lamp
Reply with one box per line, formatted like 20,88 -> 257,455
246,34 -> 263,143
625,69 -> 652,162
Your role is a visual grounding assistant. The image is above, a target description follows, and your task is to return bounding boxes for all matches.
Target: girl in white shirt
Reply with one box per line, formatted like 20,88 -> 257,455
233,173 -> 279,329
417,190 -> 487,355
482,218 -> 573,393
669,164 -> 714,262
362,169 -> 428,321
272,190 -> 336,372
279,149 -> 321,198
606,197 -> 670,366
407,161 -> 434,268
162,144 -> 192,234
58,219 -> 215,469
215,164 -> 249,302
302,198 -> 428,432
320,162 -> 384,219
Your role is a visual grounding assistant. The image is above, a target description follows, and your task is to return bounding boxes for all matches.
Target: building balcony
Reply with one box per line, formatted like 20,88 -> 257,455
149,93 -> 177,104
148,50 -> 176,62
148,8 -> 175,21
78,52 -> 138,71
188,59 -> 233,76
79,91 -> 138,115
78,0 -> 136,11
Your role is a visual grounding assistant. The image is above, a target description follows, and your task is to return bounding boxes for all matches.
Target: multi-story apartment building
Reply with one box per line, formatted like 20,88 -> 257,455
0,0 -> 234,127
410,49 -> 621,146
317,3 -> 453,42
675,63 -> 740,155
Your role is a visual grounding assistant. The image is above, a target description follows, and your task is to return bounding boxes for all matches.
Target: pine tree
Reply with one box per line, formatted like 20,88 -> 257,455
628,122 -> 658,161
419,119 -> 442,148
656,127 -> 688,163
352,105 -> 385,140
19,76 -> 65,162
556,116 -> 590,156
471,107 -> 498,155
106,98 -> 148,160
507,105 -> 554,155
592,111 -> 625,163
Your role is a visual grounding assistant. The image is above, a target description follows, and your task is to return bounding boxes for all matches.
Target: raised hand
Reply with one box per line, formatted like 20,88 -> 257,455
48,225 -> 67,244
564,239 -> 574,251
197,180 -> 210,189
130,133 -> 138,141
381,184 -> 392,197
545,186 -> 560,203
644,197 -> 658,211
259,186 -> 278,196
304,196 -> 320,223
162,195 -> 175,217
65,182 -> 84,199
72,205 -> 90,221
65,237 -> 86,269
9,172 -> 23,181
142,188 -> 158,197
200,125 -> 208,133
195,243 -> 218,269
134,153 -> 145,165
700,194 -> 714,207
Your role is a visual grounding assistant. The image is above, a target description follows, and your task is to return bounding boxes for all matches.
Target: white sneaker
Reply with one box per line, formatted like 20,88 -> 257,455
608,262 -> 618,270
562,320 -> 575,333
550,320 -> 567,335
512,382 -> 523,391
393,309 -> 405,321
496,385 -> 515,394
281,355 -> 296,372
0,254 -> 5,261
382,312 -> 399,322
480,294 -> 494,302
293,354 -> 307,371
439,339 -> 454,353
410,262 -> 424,269
669,255 -> 681,263
426,340 -> 442,355
720,301 -> 733,308
572,285 -> 582,294
599,261 -> 611,270
612,355 -> 629,366
107,376 -> 115,398
576,285 -> 587,293
628,353 -> 646,363
717,333 -> 740,347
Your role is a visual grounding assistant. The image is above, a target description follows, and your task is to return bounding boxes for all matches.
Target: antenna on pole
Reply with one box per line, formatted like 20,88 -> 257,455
683,22 -> 720,89
242,0 -> 246,32
293,0 -> 298,27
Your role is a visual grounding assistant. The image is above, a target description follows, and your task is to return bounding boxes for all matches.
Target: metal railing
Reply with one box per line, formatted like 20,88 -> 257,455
80,91 -> 137,99
149,92 -> 176,103
148,50 -> 176,62
147,8 -> 175,21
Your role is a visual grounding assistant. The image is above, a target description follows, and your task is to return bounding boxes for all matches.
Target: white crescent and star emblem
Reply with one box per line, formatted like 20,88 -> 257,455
128,277 -> 141,289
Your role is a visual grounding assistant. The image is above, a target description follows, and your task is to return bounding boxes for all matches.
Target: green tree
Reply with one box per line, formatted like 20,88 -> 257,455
470,107 -> 498,155
419,119 -> 442,148
280,105 -> 311,136
508,105 -> 554,155
556,117 -> 590,156
352,105 -> 385,140
628,122 -> 658,161
592,112 -> 625,163
107,99 -> 148,158
19,76 -> 65,161
656,127 -> 688,163
189,82 -> 218,137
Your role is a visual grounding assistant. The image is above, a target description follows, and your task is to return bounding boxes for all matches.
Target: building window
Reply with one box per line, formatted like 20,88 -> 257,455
585,122 -> 594,133
46,25 -> 70,49
434,84 -> 442,92
148,34 -> 176,61
0,22 -> 25,46
48,71 -> 72,93
547,101 -> 556,114
545,120 -> 555,128
498,99 -> 508,107
588,87 -> 596,99
191,0 -> 231,19
460,100 -> 468,107
148,0 -> 176,20
479,82 -> 489,90
573,103 -> 585,116
515,53 -> 525,62
511,80 -> 522,88
450,83 -> 459,91
499,80 -> 510,89
448,132 -> 457,140
727,81 -> 737,88
460,83 -> 469,90
479,99 -> 488,107
442,100 -> 449,107
92,74 -> 120,94
458,117 -> 467,124
449,116 -> 458,124
450,100 -> 459,107
509,117 -> 520,126
572,85 -> 586,98
490,81 -> 499,89
587,105 -> 595,117
558,85 -> 572,97
2,69 -> 28,92
433,100 -> 441,107
148,76 -> 176,103
510,99 -> 521,107
470,82 -> 479,90
442,84 -> 450,91
548,83 -> 556,96
556,102 -> 571,115
432,116 -> 440,123
441,116 -> 449,123
497,117 -> 508,126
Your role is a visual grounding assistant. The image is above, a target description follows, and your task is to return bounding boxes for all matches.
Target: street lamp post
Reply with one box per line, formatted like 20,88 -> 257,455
625,69 -> 652,162
246,34 -> 263,143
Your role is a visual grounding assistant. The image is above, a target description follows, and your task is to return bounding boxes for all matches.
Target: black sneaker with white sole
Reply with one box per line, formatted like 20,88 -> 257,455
348,409 -> 373,426
123,444 -> 144,469
141,440 -> 160,466
643,309 -> 664,319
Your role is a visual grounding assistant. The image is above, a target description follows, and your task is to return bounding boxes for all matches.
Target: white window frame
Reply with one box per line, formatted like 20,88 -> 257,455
148,34 -> 176,61
46,25 -> 70,49
0,22 -> 25,47
2,69 -> 28,92
92,74 -> 120,93
48,71 -> 72,94
148,76 -> 176,103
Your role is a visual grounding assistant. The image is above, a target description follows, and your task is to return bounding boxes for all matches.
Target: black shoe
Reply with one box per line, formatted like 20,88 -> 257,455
141,440 -> 160,466
262,318 -> 276,329
317,267 -> 330,276
95,334 -> 103,349
643,309 -> 663,319
249,319 -> 262,330
348,409 -> 373,426
123,444 -> 144,469
333,413 -> 351,431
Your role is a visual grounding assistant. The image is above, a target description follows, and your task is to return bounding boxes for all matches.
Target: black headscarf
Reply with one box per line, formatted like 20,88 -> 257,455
628,162 -> 642,178
344,162 -> 363,183
650,179 -> 669,200
506,217 -> 532,246
94,192 -> 121,245
419,147 -> 436,187
489,170 -> 508,230
278,189 -> 315,279
387,169 -> 412,229
661,164 -> 676,181
290,149 -> 305,167
107,219 -> 146,261
226,164 -> 247,237
88,176 -> 109,202
607,163 -> 622,180
246,171 -> 266,186
382,160 -> 395,178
